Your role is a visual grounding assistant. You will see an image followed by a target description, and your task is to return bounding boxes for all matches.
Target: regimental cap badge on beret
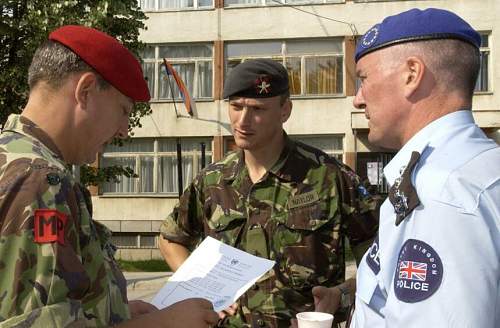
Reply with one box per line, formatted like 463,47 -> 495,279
255,76 -> 271,95
49,25 -> 150,102
355,8 -> 481,62
223,59 -> 289,99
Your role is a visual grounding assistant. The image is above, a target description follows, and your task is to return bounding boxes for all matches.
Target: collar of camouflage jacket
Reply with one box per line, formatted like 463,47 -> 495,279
223,132 -> 295,183
3,114 -> 64,161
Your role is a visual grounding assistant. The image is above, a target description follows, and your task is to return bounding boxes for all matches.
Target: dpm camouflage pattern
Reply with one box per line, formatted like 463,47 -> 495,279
161,135 -> 379,328
0,115 -> 130,327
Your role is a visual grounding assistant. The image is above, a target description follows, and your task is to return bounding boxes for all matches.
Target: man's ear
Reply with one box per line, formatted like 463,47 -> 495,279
403,56 -> 425,98
75,72 -> 98,110
281,98 -> 292,123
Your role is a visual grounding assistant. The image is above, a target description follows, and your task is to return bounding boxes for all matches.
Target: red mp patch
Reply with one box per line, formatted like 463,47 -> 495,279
34,209 -> 67,245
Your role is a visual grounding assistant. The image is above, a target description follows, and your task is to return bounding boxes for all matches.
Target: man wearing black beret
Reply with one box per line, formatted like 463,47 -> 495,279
160,58 -> 379,327
315,8 -> 499,327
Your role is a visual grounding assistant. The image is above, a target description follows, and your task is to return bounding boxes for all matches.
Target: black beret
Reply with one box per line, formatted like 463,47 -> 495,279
223,59 -> 289,99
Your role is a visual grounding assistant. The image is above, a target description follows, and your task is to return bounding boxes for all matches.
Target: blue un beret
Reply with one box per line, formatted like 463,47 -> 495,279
355,8 -> 481,63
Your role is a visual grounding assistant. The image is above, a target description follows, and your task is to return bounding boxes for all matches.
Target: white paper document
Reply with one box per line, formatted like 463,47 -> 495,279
152,236 -> 275,312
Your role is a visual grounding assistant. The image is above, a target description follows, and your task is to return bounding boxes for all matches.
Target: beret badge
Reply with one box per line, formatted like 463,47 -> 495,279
362,26 -> 380,48
255,76 -> 271,95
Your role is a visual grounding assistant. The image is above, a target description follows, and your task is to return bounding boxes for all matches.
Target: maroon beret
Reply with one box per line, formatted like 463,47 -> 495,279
49,25 -> 150,102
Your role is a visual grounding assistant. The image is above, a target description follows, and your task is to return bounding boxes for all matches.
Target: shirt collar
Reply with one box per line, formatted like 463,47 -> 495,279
2,114 -> 64,161
384,109 -> 474,186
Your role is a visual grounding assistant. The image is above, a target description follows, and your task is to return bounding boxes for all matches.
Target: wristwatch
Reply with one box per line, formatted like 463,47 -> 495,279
337,285 -> 351,309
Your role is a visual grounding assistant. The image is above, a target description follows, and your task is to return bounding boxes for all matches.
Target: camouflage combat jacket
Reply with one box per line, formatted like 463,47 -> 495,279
0,115 -> 130,327
161,136 -> 378,328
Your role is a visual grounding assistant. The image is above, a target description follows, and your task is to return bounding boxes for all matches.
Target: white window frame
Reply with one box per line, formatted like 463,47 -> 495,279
475,32 -> 491,93
138,0 -> 213,11
101,138 -> 213,196
226,39 -> 344,97
142,44 -> 214,101
111,233 -> 159,249
224,0 -> 343,7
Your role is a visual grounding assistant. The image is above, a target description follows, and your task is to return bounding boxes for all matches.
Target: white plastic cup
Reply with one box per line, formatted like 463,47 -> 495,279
296,312 -> 334,328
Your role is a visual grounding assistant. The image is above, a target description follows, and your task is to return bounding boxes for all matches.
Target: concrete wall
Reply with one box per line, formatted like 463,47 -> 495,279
94,197 -> 177,224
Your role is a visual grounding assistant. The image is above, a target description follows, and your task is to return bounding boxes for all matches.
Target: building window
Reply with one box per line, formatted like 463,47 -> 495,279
225,0 -> 342,6
475,33 -> 490,92
291,135 -> 344,161
225,39 -> 344,96
101,138 -> 212,195
142,44 -> 213,100
139,0 -> 213,10
223,135 -> 343,161
111,233 -> 158,249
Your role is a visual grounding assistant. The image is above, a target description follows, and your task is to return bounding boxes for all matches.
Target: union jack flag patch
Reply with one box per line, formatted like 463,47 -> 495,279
398,261 -> 427,281
394,239 -> 443,303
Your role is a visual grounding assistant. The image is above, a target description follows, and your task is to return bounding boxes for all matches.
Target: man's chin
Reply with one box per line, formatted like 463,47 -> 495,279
234,139 -> 253,150
368,132 -> 399,150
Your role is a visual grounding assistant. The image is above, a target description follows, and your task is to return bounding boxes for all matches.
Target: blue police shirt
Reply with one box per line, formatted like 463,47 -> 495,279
351,110 -> 500,327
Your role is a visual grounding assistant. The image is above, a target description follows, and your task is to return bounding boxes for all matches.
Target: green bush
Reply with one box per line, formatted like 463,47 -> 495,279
118,259 -> 171,272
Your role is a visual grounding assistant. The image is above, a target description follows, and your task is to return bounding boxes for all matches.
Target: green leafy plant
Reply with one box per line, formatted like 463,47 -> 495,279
1,0 -> 151,186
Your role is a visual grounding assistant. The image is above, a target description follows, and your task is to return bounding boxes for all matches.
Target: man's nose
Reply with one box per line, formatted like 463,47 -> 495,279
238,107 -> 252,125
353,88 -> 366,110
116,118 -> 129,139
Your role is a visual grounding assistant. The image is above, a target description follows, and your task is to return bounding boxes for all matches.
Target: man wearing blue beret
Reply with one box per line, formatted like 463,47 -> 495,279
344,8 -> 499,327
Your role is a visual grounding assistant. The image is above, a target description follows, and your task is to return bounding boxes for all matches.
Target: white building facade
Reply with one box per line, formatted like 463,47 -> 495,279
92,0 -> 500,260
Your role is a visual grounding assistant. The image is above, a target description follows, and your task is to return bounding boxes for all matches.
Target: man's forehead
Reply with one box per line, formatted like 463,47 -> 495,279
355,56 -> 371,76
229,96 -> 277,105
355,51 -> 384,75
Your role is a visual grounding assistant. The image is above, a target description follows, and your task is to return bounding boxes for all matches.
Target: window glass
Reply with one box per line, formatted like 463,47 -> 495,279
140,235 -> 157,248
225,39 -> 343,96
159,62 -> 196,99
143,44 -> 213,100
139,0 -> 156,10
285,57 -> 301,95
159,45 -> 212,58
286,40 -> 343,54
159,0 -> 194,8
305,56 -> 343,94
101,157 -> 137,193
475,33 -> 490,92
292,135 -> 344,161
226,41 -> 282,57
102,138 -> 212,195
111,234 -> 138,247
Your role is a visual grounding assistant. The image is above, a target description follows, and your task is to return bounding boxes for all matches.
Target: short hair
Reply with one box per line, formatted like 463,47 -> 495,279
28,40 -> 109,91
385,39 -> 480,97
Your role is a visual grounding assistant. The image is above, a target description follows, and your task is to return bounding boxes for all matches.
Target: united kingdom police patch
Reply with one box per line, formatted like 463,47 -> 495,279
394,239 -> 443,303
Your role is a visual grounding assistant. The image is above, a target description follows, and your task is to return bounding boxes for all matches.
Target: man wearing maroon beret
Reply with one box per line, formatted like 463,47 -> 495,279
0,25 -> 218,328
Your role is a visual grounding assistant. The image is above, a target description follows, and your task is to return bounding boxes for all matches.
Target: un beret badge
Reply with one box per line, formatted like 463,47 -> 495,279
255,76 -> 271,95
362,25 -> 379,48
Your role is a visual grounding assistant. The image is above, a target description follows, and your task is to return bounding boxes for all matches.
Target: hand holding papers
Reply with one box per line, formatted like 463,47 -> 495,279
152,236 -> 275,312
